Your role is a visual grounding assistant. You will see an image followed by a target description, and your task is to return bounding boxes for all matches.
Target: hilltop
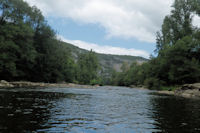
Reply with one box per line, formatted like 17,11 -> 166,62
60,41 -> 148,77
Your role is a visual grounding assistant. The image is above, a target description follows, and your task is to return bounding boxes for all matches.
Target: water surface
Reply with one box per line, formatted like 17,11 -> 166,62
0,86 -> 200,132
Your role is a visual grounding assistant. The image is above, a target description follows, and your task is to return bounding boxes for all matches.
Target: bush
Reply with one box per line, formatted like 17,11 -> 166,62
144,78 -> 161,90
160,86 -> 179,91
90,79 -> 100,86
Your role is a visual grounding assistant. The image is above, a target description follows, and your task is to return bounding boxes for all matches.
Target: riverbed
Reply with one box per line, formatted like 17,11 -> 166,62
0,86 -> 200,132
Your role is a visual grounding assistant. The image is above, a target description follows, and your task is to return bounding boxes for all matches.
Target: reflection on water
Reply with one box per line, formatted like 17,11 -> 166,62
150,94 -> 200,133
0,91 -> 74,133
0,87 -> 200,132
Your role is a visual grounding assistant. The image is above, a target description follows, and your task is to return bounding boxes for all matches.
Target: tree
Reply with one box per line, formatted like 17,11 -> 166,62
0,0 -> 37,80
0,0 -> 76,83
114,0 -> 200,89
156,0 -> 193,53
76,50 -> 100,84
152,0 -> 200,86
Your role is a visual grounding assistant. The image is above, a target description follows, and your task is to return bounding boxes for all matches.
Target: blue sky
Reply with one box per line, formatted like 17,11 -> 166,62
48,16 -> 155,53
24,0 -> 175,58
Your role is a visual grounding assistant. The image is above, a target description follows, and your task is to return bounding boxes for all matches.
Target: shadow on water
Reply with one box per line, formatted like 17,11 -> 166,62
0,90 -> 77,133
1,87 -> 200,132
150,93 -> 200,133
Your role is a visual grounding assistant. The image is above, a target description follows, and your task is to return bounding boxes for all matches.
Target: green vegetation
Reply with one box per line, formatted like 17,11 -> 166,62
160,86 -> 179,91
110,0 -> 200,90
62,42 -> 147,83
1,0 -> 199,90
76,50 -> 100,84
0,0 -> 100,84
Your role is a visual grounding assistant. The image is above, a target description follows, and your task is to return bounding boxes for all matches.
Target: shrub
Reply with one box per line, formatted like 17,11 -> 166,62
90,79 -> 100,86
144,78 -> 161,90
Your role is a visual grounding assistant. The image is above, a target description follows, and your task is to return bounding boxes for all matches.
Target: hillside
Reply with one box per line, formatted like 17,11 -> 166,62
0,0 -> 148,84
60,41 -> 148,77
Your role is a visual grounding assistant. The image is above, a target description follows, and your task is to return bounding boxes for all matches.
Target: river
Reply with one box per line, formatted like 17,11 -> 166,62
0,86 -> 200,132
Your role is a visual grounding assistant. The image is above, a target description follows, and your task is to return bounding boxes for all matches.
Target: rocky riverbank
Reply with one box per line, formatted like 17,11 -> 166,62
0,80 -> 99,89
158,83 -> 200,98
1,80 -> 200,98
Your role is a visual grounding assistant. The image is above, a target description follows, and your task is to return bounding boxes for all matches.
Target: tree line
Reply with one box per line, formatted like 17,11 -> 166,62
1,0 -> 200,89
109,0 -> 200,90
0,0 -> 100,84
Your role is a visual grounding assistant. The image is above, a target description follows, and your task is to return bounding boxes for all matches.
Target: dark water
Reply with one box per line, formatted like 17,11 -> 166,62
0,87 -> 200,133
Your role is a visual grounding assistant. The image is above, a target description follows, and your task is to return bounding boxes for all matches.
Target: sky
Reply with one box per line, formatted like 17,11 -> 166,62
24,0 -> 176,58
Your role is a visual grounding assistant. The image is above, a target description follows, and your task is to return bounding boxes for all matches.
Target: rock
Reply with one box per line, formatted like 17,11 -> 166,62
0,80 -> 8,84
0,80 -> 14,88
157,90 -> 174,95
15,109 -> 22,113
0,80 -> 99,89
180,83 -> 200,90
7,114 -> 14,117
130,85 -> 137,88
175,83 -> 200,98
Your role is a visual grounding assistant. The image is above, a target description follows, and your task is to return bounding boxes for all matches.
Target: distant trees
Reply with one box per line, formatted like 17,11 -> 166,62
2,0 -> 200,89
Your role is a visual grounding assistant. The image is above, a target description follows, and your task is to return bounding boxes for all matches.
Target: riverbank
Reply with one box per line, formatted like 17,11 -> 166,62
0,80 -> 99,89
1,80 -> 200,99
157,83 -> 200,98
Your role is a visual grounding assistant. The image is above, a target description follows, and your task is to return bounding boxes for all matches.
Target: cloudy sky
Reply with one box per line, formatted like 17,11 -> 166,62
24,0 -> 175,58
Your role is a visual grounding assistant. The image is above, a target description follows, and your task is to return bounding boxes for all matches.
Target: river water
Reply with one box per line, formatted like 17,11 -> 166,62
0,86 -> 200,133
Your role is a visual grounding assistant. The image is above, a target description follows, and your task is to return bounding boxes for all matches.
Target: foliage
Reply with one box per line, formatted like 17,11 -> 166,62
144,78 -> 161,90
89,79 -> 102,86
76,50 -> 100,84
0,0 -> 101,84
109,0 -> 200,90
2,0 -> 200,89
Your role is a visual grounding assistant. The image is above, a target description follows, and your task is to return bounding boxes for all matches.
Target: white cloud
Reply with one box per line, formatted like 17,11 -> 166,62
193,15 -> 200,28
24,0 -> 173,43
58,35 -> 149,58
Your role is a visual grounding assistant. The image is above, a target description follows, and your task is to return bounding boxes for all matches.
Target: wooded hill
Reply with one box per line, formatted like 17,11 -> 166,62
61,41 -> 148,76
0,0 -> 147,85
2,0 -> 198,89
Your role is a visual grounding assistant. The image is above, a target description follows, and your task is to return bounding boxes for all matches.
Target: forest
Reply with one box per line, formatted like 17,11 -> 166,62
1,0 -> 200,90
0,0 -> 100,84
111,0 -> 200,89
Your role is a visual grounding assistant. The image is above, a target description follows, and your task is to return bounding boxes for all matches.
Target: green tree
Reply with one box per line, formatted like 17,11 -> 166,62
76,50 -> 100,84
115,0 -> 200,89
0,0 -> 37,80
156,0 -> 193,53
0,0 -> 76,83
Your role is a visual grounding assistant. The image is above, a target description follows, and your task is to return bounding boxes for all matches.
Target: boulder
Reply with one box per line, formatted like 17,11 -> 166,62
0,80 -> 14,87
180,83 -> 200,90
175,83 -> 200,98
